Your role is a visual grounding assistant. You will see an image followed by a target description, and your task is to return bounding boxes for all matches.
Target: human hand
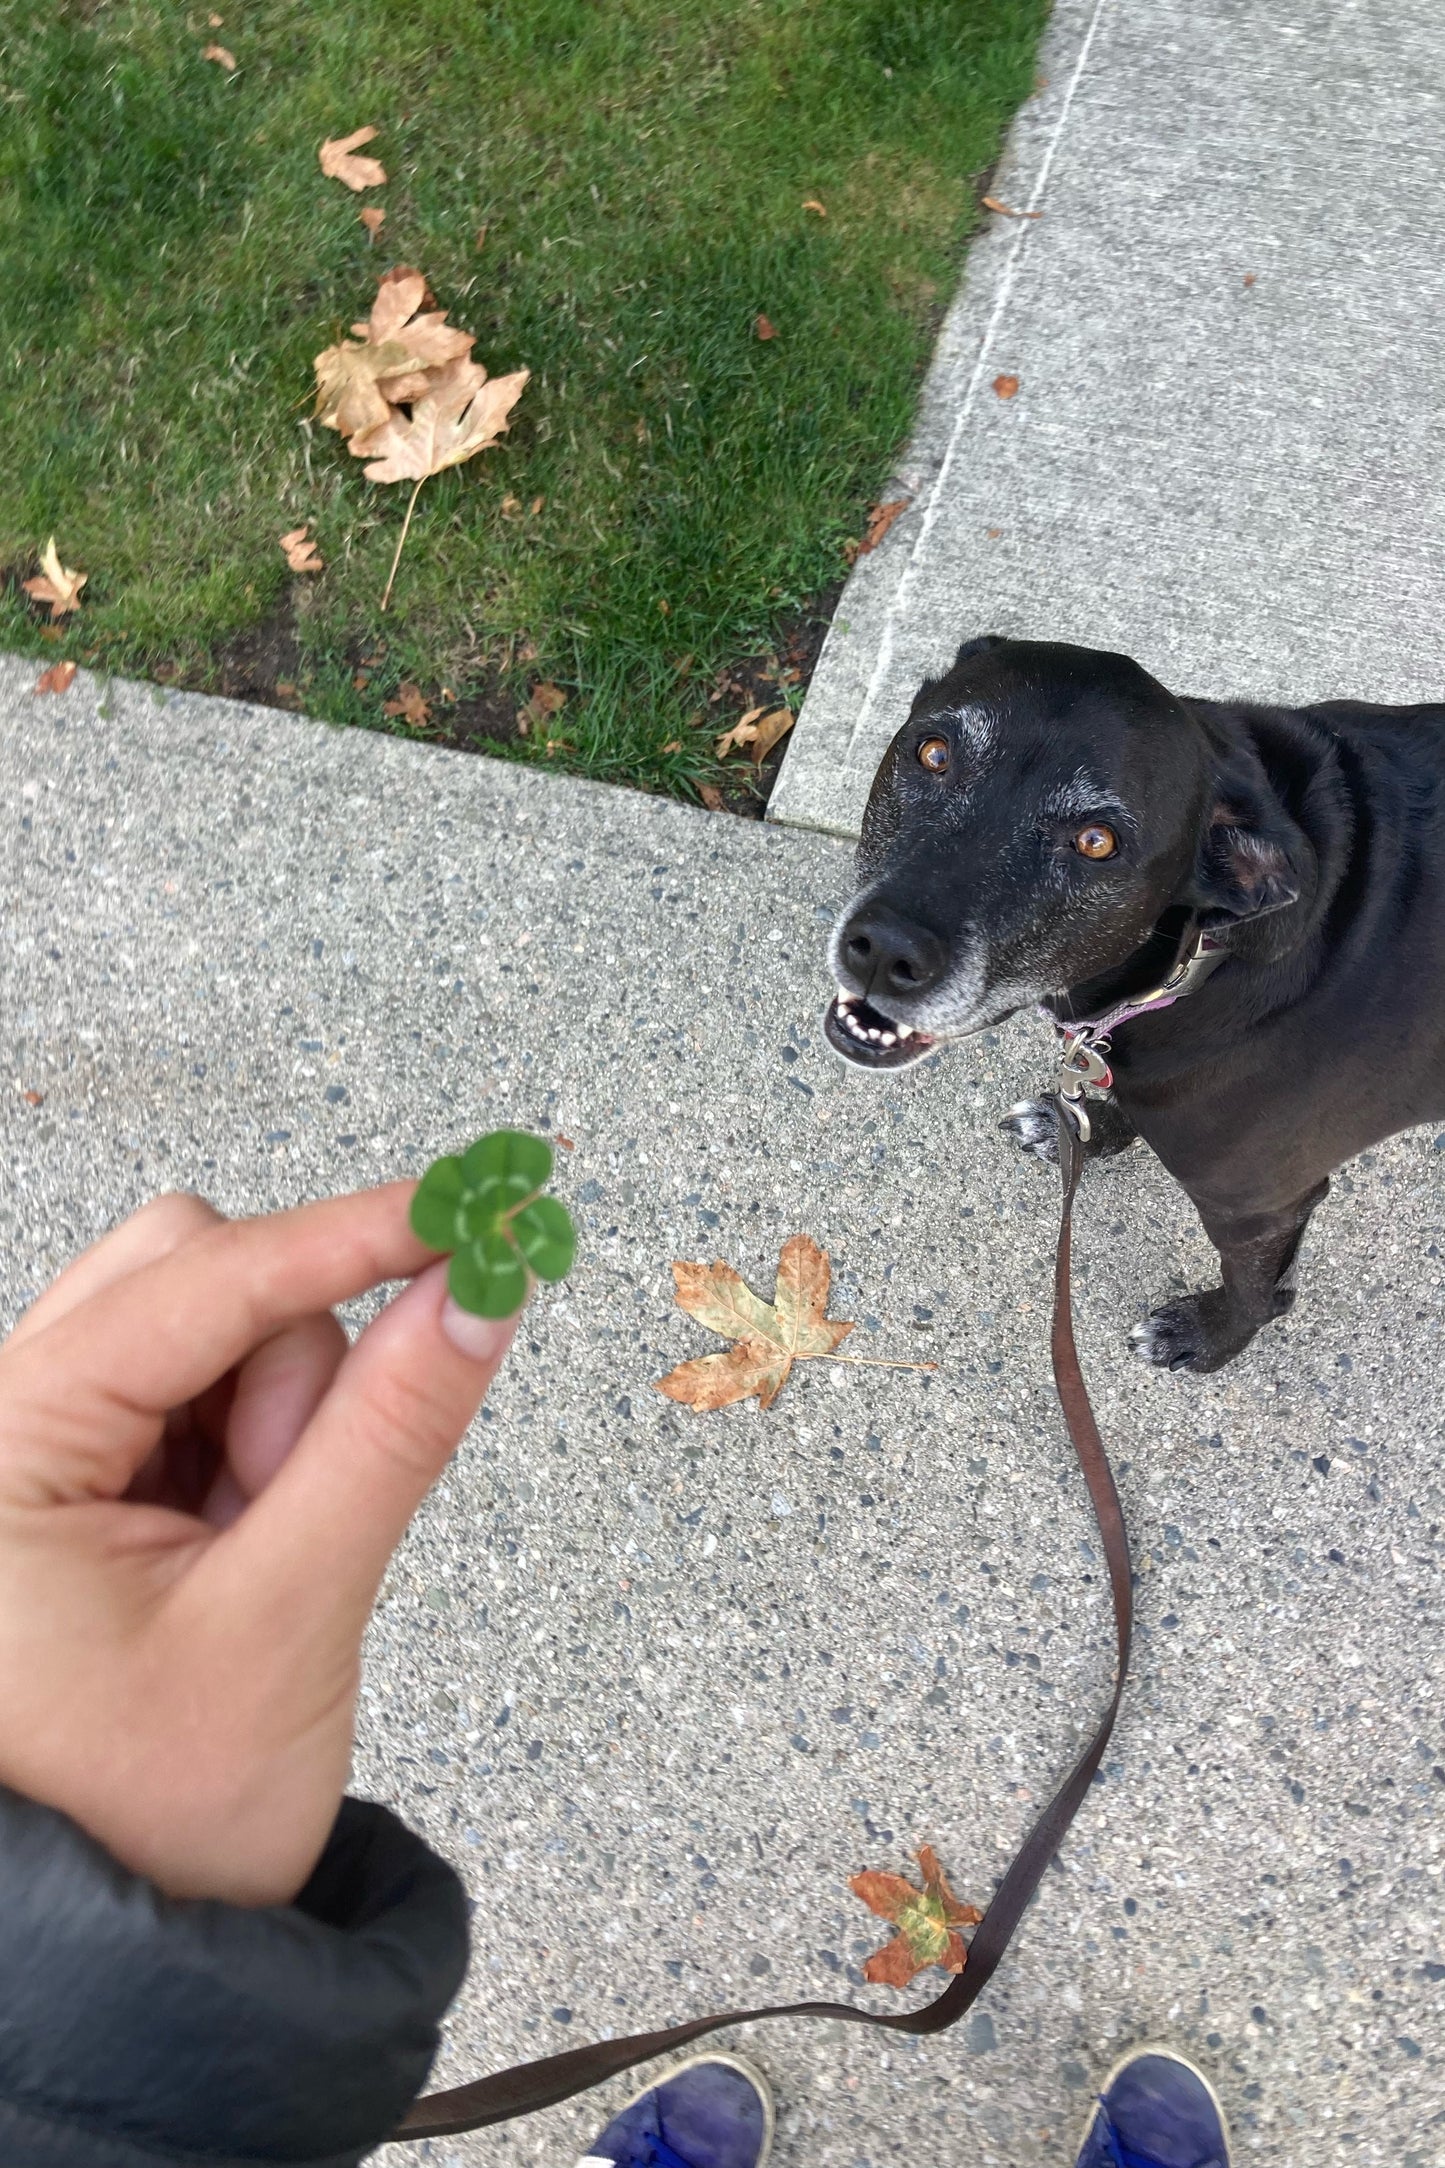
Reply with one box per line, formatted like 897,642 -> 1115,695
0,1183 -> 520,1906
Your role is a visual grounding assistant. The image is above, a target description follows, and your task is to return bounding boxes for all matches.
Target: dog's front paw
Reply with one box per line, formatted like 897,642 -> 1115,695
1129,1290 -> 1237,1374
1000,1099 -> 1060,1165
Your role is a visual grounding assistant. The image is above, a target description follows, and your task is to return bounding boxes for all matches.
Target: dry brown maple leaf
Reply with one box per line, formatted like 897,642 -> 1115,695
748,706 -> 795,764
697,783 -> 725,811
348,353 -> 528,482
992,373 -> 1020,400
383,682 -> 431,727
359,205 -> 385,238
313,266 -> 476,439
353,267 -> 466,360
802,198 -> 827,217
850,1848 -> 982,1989
23,538 -> 87,618
34,660 -> 77,695
278,525 -> 323,572
981,195 -> 1042,220
754,313 -> 778,340
319,126 -> 387,191
857,497 -> 910,557
654,1235 -> 854,1412
349,353 -> 529,608
202,41 -> 236,68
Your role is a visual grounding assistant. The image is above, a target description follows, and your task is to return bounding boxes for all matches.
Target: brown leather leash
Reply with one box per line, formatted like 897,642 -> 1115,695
396,1101 -> 1131,2141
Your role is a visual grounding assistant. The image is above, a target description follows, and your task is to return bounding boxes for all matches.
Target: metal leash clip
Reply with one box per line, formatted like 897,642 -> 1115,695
1053,1032 -> 1113,1144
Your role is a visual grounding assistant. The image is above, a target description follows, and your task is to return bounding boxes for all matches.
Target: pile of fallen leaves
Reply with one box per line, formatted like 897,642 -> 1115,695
312,264 -> 529,610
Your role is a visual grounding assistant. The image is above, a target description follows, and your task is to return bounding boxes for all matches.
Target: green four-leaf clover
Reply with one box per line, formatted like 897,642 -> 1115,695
410,1130 -> 576,1318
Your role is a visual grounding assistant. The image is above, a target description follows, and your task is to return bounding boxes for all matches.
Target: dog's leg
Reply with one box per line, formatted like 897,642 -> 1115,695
1000,1093 -> 1139,1166
1130,1179 -> 1330,1373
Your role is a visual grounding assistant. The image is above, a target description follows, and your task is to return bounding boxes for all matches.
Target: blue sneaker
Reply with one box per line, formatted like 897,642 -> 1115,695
577,2053 -> 773,2168
1074,2047 -> 1231,2168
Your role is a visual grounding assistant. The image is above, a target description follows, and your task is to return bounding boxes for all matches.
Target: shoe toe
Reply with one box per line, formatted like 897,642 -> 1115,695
1076,2049 -> 1229,2168
581,2055 -> 770,2168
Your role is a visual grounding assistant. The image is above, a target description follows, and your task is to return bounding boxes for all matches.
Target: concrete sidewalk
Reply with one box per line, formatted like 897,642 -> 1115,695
2,655 -> 1441,2163
772,0 -> 1445,837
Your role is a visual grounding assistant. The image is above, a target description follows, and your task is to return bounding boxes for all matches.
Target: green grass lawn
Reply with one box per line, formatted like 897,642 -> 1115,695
0,0 -> 1047,795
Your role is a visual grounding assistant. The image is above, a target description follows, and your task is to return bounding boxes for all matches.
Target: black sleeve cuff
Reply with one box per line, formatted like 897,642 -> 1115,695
0,1785 -> 469,2167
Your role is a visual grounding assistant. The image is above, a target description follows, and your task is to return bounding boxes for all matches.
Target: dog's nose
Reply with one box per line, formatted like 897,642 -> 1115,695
838,904 -> 946,1003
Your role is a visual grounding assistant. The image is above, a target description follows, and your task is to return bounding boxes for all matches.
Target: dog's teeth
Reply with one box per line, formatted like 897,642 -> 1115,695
836,992 -> 856,1008
866,1027 -> 881,1041
897,1024 -> 913,1040
879,1031 -> 896,1047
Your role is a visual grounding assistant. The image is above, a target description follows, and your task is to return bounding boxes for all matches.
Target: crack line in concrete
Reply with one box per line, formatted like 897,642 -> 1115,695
844,0 -> 1117,763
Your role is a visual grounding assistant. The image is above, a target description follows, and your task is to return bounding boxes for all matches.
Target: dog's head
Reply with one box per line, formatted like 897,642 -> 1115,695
825,635 -> 1312,1071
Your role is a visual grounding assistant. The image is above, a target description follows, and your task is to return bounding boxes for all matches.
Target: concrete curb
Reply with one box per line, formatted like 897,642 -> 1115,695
769,0 -> 1108,837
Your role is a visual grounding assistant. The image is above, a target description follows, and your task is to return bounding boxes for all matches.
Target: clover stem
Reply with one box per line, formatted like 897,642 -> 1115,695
380,475 -> 427,613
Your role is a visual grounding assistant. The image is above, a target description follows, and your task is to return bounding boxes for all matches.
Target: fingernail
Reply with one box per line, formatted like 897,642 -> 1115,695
440,1297 -> 522,1363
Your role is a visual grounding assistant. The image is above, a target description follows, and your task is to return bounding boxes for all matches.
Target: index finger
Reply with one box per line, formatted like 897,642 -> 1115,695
4,1192 -> 224,1353
0,1182 -> 436,1503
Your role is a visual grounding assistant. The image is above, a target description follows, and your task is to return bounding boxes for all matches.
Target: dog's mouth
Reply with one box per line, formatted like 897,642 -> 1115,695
822,990 -> 938,1071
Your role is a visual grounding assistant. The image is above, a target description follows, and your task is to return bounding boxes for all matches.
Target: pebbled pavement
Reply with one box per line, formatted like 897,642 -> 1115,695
0,653 -> 1441,2163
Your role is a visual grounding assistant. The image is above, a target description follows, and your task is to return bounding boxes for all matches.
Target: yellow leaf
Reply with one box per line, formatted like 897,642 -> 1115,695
318,126 -> 387,192
278,525 -> 323,572
22,537 -> 87,618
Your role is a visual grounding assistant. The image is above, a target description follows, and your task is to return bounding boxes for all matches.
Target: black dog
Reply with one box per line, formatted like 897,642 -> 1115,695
824,635 -> 1445,1372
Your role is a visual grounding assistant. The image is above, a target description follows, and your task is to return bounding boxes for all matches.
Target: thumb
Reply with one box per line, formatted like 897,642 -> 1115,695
219,1258 -> 521,1625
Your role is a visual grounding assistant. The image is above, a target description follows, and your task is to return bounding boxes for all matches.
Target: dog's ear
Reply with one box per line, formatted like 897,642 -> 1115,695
952,633 -> 1006,666
1190,762 -> 1316,945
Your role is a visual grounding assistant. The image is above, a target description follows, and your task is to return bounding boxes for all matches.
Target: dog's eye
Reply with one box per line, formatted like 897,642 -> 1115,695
916,736 -> 950,774
1074,824 -> 1118,860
